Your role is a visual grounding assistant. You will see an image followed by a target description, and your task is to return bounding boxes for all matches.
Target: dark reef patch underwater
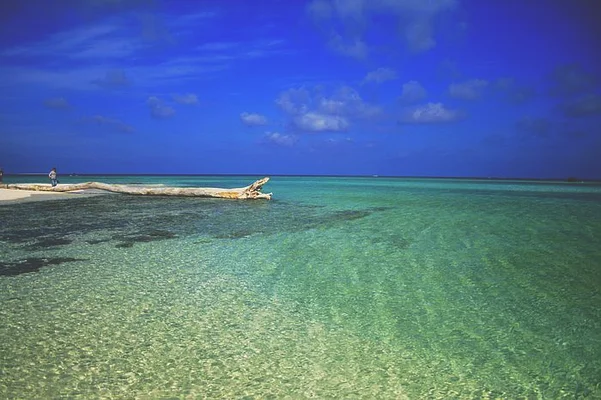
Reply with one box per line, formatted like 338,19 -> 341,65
0,194 -> 387,251
0,257 -> 86,277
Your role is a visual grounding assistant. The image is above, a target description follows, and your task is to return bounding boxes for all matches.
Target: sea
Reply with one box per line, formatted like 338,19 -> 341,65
1,175 -> 600,399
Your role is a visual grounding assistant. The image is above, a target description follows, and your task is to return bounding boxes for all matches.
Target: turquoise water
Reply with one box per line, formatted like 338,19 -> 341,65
1,176 -> 600,399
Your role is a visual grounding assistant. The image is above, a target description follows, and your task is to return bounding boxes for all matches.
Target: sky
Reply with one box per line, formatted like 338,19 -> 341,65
1,0 -> 600,178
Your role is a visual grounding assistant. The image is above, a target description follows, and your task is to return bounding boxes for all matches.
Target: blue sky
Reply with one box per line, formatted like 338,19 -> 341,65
1,0 -> 600,178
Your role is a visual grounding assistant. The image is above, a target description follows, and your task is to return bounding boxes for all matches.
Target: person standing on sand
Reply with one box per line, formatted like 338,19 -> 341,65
0,168 -> 3,183
49,167 -> 58,187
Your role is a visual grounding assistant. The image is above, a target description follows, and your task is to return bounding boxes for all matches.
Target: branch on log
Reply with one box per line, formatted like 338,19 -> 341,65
3,177 -> 272,200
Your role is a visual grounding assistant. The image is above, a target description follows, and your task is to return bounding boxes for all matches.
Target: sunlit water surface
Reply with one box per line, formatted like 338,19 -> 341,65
1,176 -> 600,399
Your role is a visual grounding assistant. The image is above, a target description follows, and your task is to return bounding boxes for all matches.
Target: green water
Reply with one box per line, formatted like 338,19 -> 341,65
1,176 -> 600,399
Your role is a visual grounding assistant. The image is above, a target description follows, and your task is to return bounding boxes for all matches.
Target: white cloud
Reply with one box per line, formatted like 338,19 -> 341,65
318,98 -> 346,114
295,112 -> 349,132
240,112 -> 268,126
172,93 -> 199,105
147,96 -> 161,107
400,102 -> 461,124
314,86 -> 381,118
307,0 -> 457,55
449,79 -> 488,100
276,85 -> 380,133
336,86 -> 381,117
263,132 -> 298,146
276,88 -> 311,115
400,80 -> 427,103
363,67 -> 397,84
321,137 -> 355,147
147,96 -> 175,119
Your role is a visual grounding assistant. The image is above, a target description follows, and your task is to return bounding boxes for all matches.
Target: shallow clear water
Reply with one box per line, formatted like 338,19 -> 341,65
1,176 -> 600,398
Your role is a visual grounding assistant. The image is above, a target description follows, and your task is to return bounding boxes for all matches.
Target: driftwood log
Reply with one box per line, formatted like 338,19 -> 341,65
3,177 -> 272,200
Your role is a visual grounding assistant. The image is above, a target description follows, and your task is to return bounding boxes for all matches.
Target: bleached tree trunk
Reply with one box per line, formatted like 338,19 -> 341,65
3,177 -> 272,200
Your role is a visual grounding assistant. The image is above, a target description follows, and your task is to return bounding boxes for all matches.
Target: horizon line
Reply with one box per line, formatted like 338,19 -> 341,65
3,173 -> 600,182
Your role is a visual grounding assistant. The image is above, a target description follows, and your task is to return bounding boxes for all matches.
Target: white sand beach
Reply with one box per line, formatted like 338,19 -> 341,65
0,186 -> 97,203
0,188 -> 70,202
